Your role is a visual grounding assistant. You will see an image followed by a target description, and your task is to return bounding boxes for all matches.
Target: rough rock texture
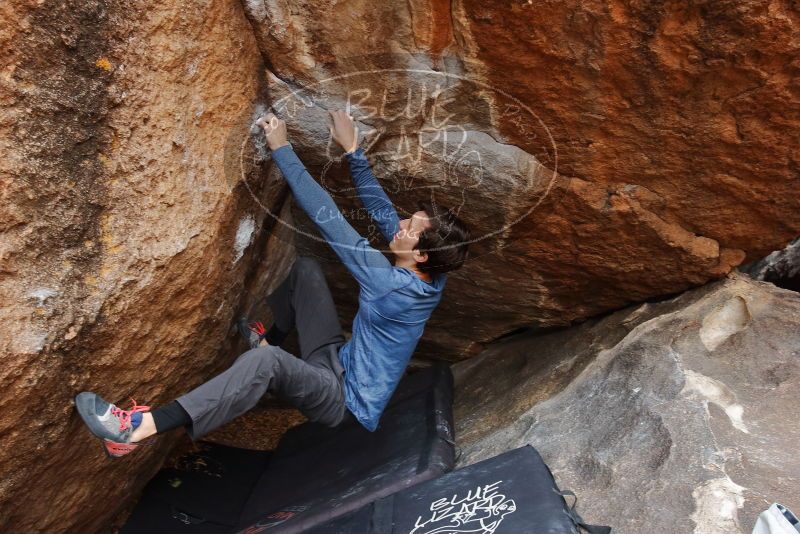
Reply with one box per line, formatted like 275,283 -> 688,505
3,0 -> 800,531
742,238 -> 800,292
453,274 -> 800,533
0,0 -> 292,531
240,0 -> 800,359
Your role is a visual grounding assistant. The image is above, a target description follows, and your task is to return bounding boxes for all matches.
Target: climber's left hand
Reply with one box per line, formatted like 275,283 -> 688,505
257,112 -> 289,151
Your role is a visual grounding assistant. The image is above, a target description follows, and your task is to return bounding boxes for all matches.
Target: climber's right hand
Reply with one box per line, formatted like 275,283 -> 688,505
328,109 -> 359,154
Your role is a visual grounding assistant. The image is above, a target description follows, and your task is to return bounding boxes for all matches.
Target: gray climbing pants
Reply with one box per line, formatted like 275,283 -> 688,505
176,257 -> 351,440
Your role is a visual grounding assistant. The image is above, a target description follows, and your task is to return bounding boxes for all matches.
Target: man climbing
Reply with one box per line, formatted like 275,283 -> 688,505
75,109 -> 470,457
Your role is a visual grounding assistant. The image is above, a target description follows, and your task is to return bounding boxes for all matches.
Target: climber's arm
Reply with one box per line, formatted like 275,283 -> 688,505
271,143 -> 394,297
329,109 -> 400,243
345,147 -> 401,243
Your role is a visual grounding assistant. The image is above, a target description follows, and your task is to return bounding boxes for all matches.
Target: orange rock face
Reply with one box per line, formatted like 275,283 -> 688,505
2,0 -> 799,530
0,0 -> 288,530
241,0 -> 799,358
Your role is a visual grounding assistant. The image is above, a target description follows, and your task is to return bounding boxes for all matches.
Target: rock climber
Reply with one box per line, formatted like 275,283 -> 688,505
75,109 -> 471,457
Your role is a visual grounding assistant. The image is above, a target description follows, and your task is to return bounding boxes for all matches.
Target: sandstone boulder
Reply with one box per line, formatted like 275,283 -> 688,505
240,0 -> 800,359
454,274 -> 800,533
0,0 -> 289,531
3,0 -> 799,531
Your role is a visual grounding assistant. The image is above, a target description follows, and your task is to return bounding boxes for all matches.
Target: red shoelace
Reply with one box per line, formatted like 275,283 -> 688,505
249,321 -> 266,336
110,398 -> 151,432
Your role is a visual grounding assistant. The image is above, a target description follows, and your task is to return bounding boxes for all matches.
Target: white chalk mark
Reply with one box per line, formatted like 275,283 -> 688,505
28,288 -> 58,305
699,296 -> 750,351
233,215 -> 256,264
14,329 -> 48,354
689,477 -> 745,534
682,370 -> 750,433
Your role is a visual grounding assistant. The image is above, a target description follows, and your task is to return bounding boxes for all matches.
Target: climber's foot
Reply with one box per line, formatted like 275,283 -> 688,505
237,317 -> 269,349
74,392 -> 150,458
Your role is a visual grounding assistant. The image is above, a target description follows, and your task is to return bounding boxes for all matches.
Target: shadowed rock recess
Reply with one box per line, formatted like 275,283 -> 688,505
1,0 -> 798,531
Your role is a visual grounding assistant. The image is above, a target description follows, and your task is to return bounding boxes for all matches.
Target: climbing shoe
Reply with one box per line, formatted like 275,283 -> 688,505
74,392 -> 150,458
237,317 -> 268,349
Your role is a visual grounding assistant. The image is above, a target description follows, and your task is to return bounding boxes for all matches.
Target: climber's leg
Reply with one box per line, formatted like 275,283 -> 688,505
138,400 -> 190,439
131,257 -> 350,442
171,344 -> 346,441
266,257 -> 350,419
121,344 -> 346,446
76,344 -> 345,456
76,258 -> 351,456
265,256 -> 346,363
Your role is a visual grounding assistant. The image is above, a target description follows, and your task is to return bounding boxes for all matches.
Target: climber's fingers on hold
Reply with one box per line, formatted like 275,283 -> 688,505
329,109 -> 352,124
257,112 -> 281,132
256,116 -> 270,130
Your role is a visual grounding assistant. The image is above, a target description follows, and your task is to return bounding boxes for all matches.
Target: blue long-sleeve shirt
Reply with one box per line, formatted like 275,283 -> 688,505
271,143 -> 446,431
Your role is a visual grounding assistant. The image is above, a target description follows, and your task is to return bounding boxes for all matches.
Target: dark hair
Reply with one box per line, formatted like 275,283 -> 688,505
415,201 -> 470,276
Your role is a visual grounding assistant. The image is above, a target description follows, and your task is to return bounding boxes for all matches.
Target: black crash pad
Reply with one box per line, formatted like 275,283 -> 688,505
121,443 -> 271,534
122,362 -> 455,533
300,445 -> 611,534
